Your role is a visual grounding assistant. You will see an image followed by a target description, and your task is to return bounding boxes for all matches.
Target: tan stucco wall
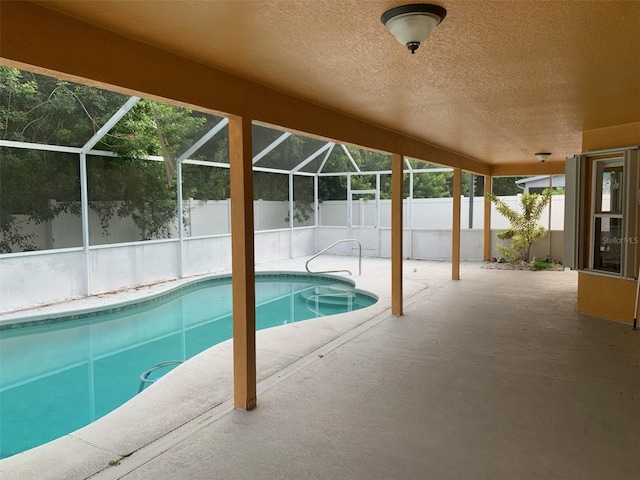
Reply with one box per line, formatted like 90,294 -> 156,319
577,272 -> 636,324
578,122 -> 640,323
582,122 -> 640,152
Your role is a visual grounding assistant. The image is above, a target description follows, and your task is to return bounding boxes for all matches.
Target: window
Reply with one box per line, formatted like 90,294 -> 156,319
591,158 -> 624,274
564,147 -> 639,277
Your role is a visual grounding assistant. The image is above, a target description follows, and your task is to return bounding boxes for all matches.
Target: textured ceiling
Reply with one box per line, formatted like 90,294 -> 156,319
36,0 -> 640,166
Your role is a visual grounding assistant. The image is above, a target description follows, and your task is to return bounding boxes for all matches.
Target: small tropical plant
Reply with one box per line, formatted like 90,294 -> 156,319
532,257 -> 554,270
487,189 -> 552,262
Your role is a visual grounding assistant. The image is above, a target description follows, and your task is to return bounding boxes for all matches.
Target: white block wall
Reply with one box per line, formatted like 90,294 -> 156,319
1,195 -> 565,313
1,249 -> 85,311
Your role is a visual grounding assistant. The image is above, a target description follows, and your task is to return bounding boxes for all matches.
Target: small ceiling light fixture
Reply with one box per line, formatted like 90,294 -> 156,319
381,3 -> 447,54
535,152 -> 551,163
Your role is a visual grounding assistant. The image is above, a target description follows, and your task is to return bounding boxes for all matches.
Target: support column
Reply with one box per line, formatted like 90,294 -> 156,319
228,115 -> 257,411
177,161 -> 184,277
391,153 -> 403,316
452,168 -> 461,280
408,169 -> 414,259
468,173 -> 474,229
483,175 -> 492,261
79,153 -> 91,295
288,173 -> 294,258
548,174 -> 553,258
314,175 -> 319,252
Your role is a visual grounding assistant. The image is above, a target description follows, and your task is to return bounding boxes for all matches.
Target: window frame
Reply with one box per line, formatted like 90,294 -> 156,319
589,157 -> 625,275
564,146 -> 639,278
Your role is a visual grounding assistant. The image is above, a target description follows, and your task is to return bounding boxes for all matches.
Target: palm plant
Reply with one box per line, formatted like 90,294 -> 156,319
487,189 -> 552,262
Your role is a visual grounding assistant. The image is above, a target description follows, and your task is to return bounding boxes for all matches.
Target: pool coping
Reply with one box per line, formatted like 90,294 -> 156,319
0,271 -> 377,330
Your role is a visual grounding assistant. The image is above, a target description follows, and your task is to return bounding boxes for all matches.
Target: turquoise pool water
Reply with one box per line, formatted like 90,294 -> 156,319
0,273 -> 376,459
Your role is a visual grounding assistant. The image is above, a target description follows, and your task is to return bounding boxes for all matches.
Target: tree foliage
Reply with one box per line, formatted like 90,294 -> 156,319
0,67 -> 208,250
488,189 -> 552,262
88,99 -> 208,239
0,66 -> 123,251
1,66 -> 530,254
491,176 -> 527,196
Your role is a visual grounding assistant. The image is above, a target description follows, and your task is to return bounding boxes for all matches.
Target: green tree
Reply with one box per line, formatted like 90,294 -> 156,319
91,99 -> 207,239
492,177 -> 527,196
0,67 -> 208,250
2,66 -> 535,253
488,189 -> 552,262
412,171 -> 452,198
183,131 -> 231,201
1,66 -> 127,251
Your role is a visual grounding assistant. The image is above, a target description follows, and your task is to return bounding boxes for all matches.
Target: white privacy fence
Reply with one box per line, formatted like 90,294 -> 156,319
319,195 -> 564,262
319,196 -> 565,230
1,195 -> 564,312
10,199 -> 314,251
11,195 -> 563,250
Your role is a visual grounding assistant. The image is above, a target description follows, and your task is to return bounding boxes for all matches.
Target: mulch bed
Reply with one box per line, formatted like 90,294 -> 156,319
481,260 -> 565,271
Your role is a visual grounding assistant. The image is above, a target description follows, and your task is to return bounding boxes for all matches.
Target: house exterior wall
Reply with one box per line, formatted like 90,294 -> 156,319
577,272 -> 637,323
578,121 -> 640,324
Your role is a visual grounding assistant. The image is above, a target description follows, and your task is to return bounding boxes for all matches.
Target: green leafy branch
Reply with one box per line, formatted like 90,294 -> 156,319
487,189 -> 552,262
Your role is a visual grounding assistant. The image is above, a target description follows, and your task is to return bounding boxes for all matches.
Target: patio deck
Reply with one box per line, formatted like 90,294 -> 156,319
2,258 -> 638,480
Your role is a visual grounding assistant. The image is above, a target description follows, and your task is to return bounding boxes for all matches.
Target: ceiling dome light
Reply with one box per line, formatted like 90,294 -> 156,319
535,152 -> 551,163
381,3 -> 447,54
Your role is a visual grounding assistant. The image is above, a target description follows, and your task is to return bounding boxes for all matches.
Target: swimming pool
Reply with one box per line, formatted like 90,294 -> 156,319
0,272 -> 377,459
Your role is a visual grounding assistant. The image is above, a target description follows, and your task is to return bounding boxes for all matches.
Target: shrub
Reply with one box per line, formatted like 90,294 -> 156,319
532,258 -> 554,270
487,190 -> 552,262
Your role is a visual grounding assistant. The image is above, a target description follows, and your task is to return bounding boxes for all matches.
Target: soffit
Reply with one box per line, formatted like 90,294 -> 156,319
35,0 -> 640,167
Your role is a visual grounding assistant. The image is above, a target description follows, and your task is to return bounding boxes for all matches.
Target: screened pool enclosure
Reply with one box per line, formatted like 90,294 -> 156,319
1,68 -> 525,312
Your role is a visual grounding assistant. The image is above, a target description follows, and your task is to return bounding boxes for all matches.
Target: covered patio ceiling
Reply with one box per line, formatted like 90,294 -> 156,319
5,1 -> 640,172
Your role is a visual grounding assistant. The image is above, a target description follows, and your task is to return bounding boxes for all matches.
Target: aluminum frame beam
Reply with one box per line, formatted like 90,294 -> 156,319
177,117 -> 229,163
82,96 -> 140,153
341,144 -> 361,173
252,132 -> 291,165
291,142 -> 334,173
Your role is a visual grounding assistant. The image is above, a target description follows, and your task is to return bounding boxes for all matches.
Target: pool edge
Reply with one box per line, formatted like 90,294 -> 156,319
0,271 -> 376,330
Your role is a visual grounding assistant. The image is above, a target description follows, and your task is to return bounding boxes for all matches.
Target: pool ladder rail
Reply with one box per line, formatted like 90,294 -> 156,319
138,360 -> 183,393
306,239 -> 362,276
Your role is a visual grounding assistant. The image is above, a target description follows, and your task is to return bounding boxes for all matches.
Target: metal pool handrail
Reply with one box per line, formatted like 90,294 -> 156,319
305,239 -> 362,276
138,360 -> 183,393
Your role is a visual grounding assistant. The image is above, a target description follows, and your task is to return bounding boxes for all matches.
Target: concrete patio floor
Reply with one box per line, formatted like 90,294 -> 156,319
2,258 -> 639,479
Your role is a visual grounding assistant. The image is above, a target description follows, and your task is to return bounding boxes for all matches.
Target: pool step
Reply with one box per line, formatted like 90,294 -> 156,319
300,284 -> 356,306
